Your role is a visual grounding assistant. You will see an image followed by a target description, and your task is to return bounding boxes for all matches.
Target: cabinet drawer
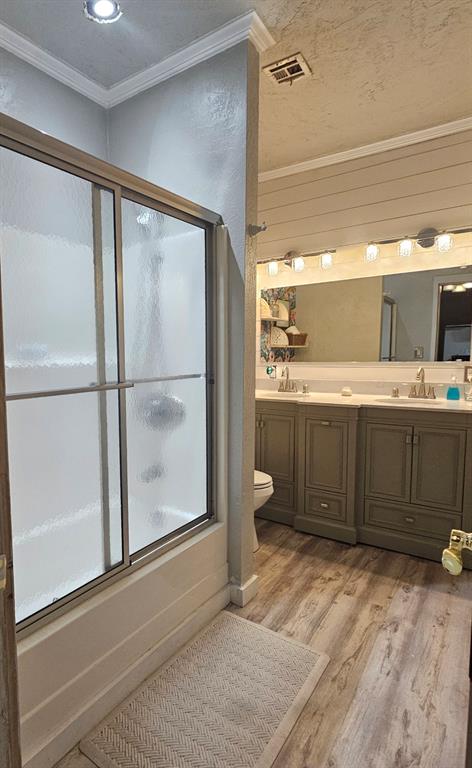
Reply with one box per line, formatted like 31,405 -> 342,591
305,490 -> 346,522
364,499 -> 461,541
271,481 -> 295,509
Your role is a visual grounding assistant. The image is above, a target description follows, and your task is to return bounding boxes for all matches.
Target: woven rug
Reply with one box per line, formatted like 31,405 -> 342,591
80,611 -> 329,768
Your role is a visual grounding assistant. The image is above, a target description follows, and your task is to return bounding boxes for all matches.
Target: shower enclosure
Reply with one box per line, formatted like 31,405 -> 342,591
0,114 -> 220,630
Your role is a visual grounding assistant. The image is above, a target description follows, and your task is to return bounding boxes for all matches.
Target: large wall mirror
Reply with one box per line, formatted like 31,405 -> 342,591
258,230 -> 472,364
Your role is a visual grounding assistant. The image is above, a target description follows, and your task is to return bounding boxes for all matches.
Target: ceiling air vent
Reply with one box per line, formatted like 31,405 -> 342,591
263,52 -> 311,85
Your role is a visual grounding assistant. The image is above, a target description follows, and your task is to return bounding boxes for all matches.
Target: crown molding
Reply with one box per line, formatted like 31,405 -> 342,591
107,11 -> 275,107
0,11 -> 275,109
258,116 -> 472,183
0,22 -> 107,105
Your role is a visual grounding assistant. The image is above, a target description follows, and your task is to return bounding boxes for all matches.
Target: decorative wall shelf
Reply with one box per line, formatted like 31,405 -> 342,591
260,316 -> 289,327
270,344 -> 309,349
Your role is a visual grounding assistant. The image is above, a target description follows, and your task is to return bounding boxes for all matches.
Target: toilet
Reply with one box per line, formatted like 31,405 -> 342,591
253,470 -> 274,551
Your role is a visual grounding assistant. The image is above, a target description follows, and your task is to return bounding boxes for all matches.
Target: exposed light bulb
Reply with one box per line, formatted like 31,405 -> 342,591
292,256 -> 305,272
453,284 -> 466,293
442,284 -> 456,291
267,260 -> 279,277
365,243 -> 380,262
398,238 -> 414,258
94,0 -> 115,16
436,232 -> 454,253
320,252 -> 333,269
83,0 -> 122,23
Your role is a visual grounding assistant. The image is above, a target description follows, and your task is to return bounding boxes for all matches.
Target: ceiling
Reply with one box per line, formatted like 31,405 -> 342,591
0,0 -> 470,172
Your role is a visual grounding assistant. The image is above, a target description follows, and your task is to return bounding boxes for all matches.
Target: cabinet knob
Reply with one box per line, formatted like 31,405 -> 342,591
321,421 -> 331,427
320,502 -> 329,509
404,516 -> 415,524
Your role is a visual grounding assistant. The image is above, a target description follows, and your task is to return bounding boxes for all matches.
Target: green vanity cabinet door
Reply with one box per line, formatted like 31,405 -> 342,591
305,418 -> 348,493
365,422 -> 413,503
411,426 -> 466,512
258,412 -> 296,483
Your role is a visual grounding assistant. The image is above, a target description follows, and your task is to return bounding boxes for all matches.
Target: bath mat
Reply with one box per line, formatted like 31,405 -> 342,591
80,611 -> 329,768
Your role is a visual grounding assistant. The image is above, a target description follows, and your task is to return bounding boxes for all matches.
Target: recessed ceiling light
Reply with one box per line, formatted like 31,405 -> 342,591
83,0 -> 122,23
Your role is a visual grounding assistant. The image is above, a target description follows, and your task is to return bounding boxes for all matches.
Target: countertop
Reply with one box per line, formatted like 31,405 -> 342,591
255,389 -> 472,413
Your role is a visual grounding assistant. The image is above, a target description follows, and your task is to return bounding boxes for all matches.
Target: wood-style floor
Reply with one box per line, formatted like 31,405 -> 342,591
231,521 -> 472,768
57,521 -> 472,768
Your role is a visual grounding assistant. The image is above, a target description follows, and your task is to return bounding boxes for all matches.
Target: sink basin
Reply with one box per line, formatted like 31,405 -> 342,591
265,391 -> 301,398
374,397 -> 443,405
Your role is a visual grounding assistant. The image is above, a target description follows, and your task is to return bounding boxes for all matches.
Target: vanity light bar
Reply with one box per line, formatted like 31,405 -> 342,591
260,227 -> 467,275
365,243 -> 379,263
398,238 -> 414,257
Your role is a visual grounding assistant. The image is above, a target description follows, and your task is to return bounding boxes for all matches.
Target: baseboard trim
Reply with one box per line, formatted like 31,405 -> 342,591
22,584 -> 231,768
357,526 -> 444,563
294,516 -> 357,545
230,574 -> 260,607
256,506 -> 294,526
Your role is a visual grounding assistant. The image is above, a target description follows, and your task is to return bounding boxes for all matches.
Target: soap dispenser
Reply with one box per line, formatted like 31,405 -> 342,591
447,375 -> 461,401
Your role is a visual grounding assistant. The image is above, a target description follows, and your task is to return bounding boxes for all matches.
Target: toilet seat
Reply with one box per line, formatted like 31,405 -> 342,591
254,470 -> 273,489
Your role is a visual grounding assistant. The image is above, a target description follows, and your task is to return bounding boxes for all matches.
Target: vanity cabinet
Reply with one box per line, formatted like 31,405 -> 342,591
294,406 -> 358,544
364,421 -> 466,512
255,398 -> 472,566
255,402 -> 297,525
358,408 -> 472,564
410,426 -> 466,511
364,423 -> 412,503
305,418 -> 348,494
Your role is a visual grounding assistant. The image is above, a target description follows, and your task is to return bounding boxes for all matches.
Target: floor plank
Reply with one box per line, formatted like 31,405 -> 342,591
231,520 -> 472,768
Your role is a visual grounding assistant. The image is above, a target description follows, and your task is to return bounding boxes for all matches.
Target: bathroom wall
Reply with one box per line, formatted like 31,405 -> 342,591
295,277 -> 384,362
0,49 -> 107,157
0,43 -> 259,768
383,266 -> 472,361
257,128 -> 472,260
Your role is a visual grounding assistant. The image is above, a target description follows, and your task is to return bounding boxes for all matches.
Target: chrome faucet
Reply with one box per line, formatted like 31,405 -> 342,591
278,365 -> 298,393
409,366 -> 436,399
416,366 -> 426,398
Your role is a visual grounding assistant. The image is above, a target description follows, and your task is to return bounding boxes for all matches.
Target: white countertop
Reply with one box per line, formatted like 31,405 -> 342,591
255,389 -> 472,413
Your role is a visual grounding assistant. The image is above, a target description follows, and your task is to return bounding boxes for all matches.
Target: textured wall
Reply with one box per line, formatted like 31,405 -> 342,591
295,277 -> 383,362
258,0 -> 472,170
0,49 -> 108,158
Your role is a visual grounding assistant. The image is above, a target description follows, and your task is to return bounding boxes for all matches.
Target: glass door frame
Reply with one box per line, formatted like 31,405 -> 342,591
0,112 -> 222,635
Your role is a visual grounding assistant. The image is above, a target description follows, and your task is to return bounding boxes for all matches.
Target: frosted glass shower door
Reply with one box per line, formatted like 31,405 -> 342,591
0,148 -> 124,623
121,199 -> 210,555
